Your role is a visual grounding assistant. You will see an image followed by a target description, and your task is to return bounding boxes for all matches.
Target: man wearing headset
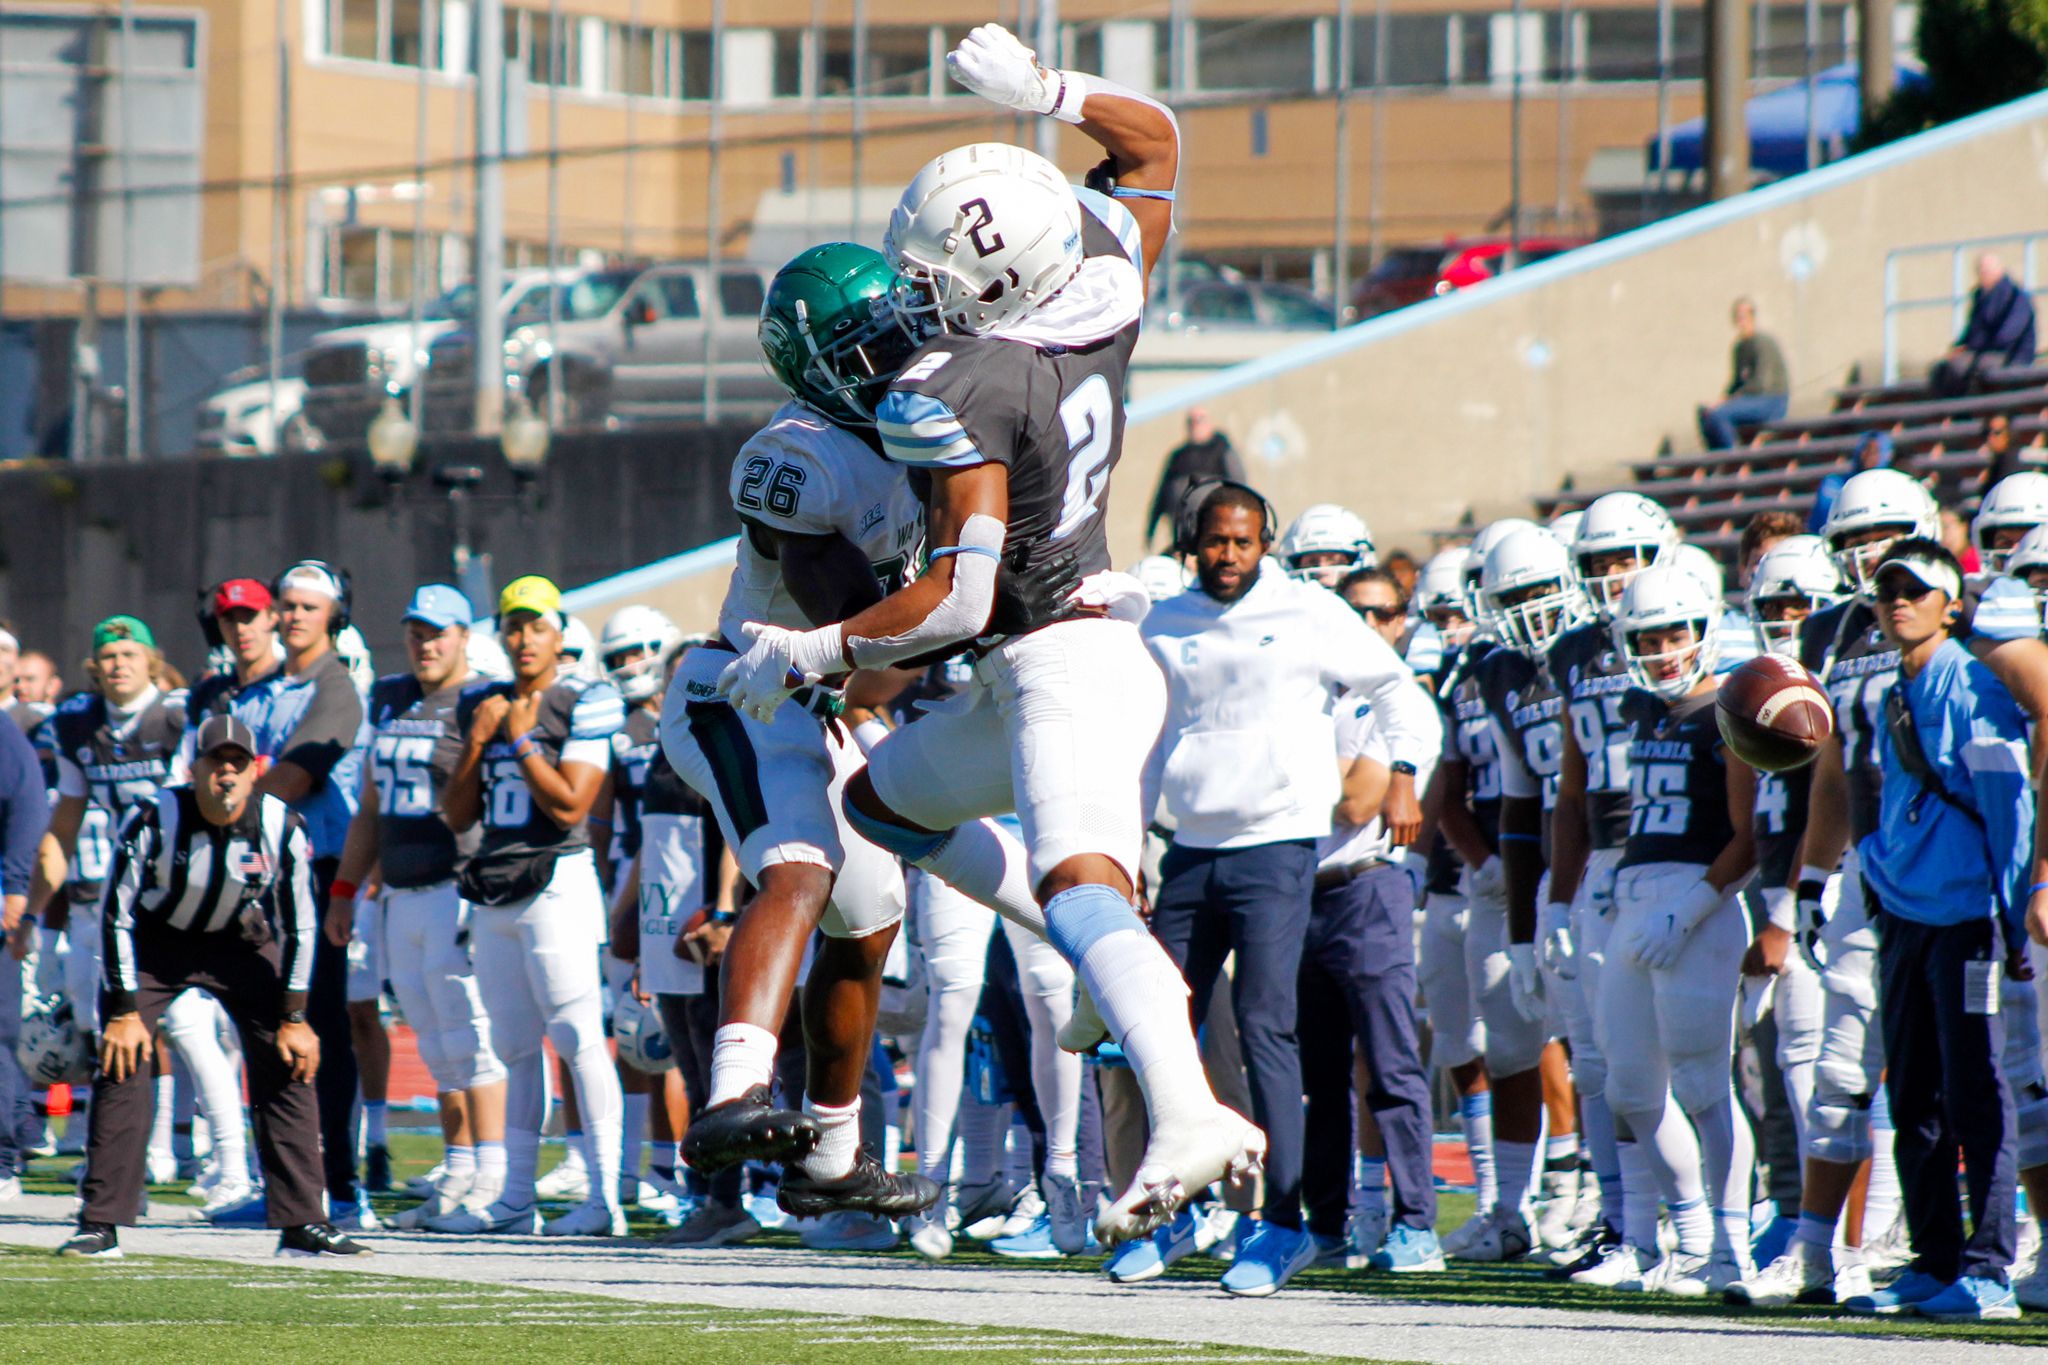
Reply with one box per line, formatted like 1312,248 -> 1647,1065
180,562 -> 371,1228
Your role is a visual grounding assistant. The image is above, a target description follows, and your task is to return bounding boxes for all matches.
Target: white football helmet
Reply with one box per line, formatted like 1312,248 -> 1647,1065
1482,526 -> 1591,654
1129,553 -> 1192,603
465,627 -> 512,680
1672,543 -> 1727,603
1746,534 -> 1845,656
600,605 -> 684,703
1572,492 -> 1680,611
1613,563 -> 1721,700
558,616 -> 603,681
1278,504 -> 1376,587
612,991 -> 676,1073
1462,517 -> 1540,627
18,995 -> 92,1086
1973,471 -> 2048,573
1820,468 -> 1940,595
333,625 -> 375,695
1415,548 -> 1474,641
886,142 -> 1084,337
1546,509 -> 1585,548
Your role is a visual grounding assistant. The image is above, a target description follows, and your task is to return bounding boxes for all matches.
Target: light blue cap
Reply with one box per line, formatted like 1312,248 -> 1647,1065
404,584 -> 473,630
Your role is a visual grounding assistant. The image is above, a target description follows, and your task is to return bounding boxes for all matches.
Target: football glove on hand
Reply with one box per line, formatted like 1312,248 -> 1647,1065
1796,872 -> 1830,974
718,622 -> 843,722
947,25 -> 1064,116
1628,878 -> 1724,972
1467,854 -> 1505,902
1507,942 -> 1544,1021
1537,901 -> 1576,978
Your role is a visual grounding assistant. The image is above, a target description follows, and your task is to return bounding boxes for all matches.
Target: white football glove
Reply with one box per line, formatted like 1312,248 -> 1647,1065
1506,942 -> 1544,1021
1537,900 -> 1576,979
717,622 -> 843,723
1628,878 -> 1724,972
1467,854 -> 1505,903
947,24 -> 1086,120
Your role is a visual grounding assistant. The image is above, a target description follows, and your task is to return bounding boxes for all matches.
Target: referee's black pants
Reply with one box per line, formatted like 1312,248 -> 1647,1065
309,856 -> 359,1204
83,924 -> 325,1228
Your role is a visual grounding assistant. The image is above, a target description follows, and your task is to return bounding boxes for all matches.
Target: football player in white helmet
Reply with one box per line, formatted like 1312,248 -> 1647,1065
1547,510 -> 1585,549
718,27 -> 1265,1248
1597,564 -> 1758,1296
1973,471 -> 2048,575
1415,548 -> 1475,649
1818,468 -> 1940,595
1129,553 -> 1193,603
1747,536 -> 1844,656
600,606 -> 685,704
1479,528 -> 1590,655
1279,504 -> 1376,590
1461,519 -> 1539,628
1571,492 -> 1679,612
558,616 -> 604,682
1670,544 -> 1758,674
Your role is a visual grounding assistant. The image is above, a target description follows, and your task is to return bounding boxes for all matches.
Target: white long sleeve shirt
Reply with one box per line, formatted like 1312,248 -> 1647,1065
1141,561 -> 1438,850
1318,687 -> 1443,870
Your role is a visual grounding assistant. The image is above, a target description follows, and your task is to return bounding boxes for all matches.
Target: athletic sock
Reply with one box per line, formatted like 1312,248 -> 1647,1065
472,1139 -> 508,1207
1494,1139 -> 1538,1216
565,1130 -> 589,1181
914,820 -> 1046,939
800,1097 -> 861,1181
650,1140 -> 678,1181
444,1144 -> 477,1181
708,1023 -> 780,1107
364,1100 -> 388,1148
1866,1087 -> 1901,1235
1544,1132 -> 1580,1175
503,1128 -> 539,1209
1616,1140 -> 1659,1251
620,1092 -> 649,1189
1717,1207 -> 1753,1258
1794,1210 -> 1837,1251
1460,1092 -> 1498,1212
1045,1145 -> 1079,1180
1063,906 -> 1211,1124
1356,1155 -> 1389,1218
1669,1197 -> 1712,1257
148,1076 -> 176,1162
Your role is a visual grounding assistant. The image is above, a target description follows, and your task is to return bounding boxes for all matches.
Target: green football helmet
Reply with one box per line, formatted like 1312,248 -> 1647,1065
758,242 -> 924,427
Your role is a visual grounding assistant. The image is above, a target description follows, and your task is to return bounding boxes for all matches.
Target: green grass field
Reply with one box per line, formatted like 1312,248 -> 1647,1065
16,1128 -> 2046,1351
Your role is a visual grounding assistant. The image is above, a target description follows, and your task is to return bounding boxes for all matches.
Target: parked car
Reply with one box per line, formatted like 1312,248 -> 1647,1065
297,266 -> 623,444
1352,235 -> 1591,318
196,356 -> 310,457
424,262 -> 781,428
1150,280 -> 1336,332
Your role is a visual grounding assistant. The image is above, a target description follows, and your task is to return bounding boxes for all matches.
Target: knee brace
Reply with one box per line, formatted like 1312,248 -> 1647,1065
1805,1088 -> 1874,1164
842,788 -> 951,862
2016,1079 -> 2048,1171
1043,884 -> 1146,965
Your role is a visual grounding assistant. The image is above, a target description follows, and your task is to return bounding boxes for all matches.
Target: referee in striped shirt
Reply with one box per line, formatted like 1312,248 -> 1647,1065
60,716 -> 368,1259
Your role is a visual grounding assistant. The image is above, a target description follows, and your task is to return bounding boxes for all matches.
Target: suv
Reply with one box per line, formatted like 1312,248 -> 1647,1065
425,262 -> 779,427
1352,236 -> 1589,317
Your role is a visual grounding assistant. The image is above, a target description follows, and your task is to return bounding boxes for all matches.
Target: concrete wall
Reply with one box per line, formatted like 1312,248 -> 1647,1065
1104,89 -> 2048,566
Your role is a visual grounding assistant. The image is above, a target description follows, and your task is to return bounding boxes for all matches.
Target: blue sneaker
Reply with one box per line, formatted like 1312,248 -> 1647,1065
990,1216 -> 1062,1260
1310,1231 -> 1348,1266
1107,1209 -> 1200,1284
1916,1276 -> 2021,1321
1369,1223 -> 1447,1273
1219,1222 -> 1317,1297
799,1209 -> 898,1251
1842,1269 -> 1948,1316
205,1191 -> 268,1225
1750,1214 -> 1796,1270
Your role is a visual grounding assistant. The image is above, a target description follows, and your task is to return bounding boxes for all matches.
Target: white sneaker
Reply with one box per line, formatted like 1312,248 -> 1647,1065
535,1151 -> 591,1202
426,1199 -> 542,1235
1831,1260 -> 1873,1303
1725,1242 -> 1835,1306
1861,1217 -> 1914,1276
1457,1207 -> 1532,1263
1661,1251 -> 1748,1297
1098,1105 -> 1265,1245
905,1208 -> 954,1259
1567,1171 -> 1599,1234
199,1179 -> 259,1218
1533,1169 -> 1580,1250
0,1174 -> 20,1204
2013,1261 -> 2048,1311
543,1200 -> 627,1237
1045,1173 -> 1089,1256
993,1185 -> 1044,1241
1570,1243 -> 1655,1288
389,1170 -> 473,1229
1639,1251 -> 1708,1295
1437,1212 -> 1491,1258
146,1148 -> 178,1185
625,1178 -> 680,1215
186,1161 -> 221,1200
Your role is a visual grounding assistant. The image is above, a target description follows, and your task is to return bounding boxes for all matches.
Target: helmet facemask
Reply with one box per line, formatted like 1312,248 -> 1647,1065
1579,546 -> 1656,613
1490,577 -> 1586,653
1623,621 -> 1714,699
793,292 -> 927,425
1830,524 -> 1915,597
603,642 -> 666,703
1749,594 -> 1818,656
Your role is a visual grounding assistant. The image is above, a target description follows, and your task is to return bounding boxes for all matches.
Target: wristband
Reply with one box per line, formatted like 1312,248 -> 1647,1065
1111,186 -> 1177,202
1389,760 -> 1417,777
329,879 -> 359,902
709,907 -> 738,925
2030,881 -> 2048,898
1499,832 -> 1541,843
1048,68 -> 1089,123
511,732 -> 540,759
587,816 -> 611,828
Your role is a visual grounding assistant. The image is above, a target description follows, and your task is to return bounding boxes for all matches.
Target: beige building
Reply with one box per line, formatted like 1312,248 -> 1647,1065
1,0 -> 1879,318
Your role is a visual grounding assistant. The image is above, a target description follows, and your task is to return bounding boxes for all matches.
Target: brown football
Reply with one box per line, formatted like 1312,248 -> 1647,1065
1716,654 -> 1834,772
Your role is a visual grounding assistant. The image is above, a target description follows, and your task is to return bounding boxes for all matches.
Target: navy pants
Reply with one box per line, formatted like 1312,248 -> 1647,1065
1152,839 -> 1316,1228
1300,864 -> 1438,1236
0,959 -> 33,1178
1876,909 -> 2018,1284
1697,393 -> 1788,448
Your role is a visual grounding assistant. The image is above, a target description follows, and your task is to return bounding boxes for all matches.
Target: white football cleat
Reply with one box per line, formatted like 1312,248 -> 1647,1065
1570,1242 -> 1656,1288
1533,1169 -> 1580,1250
1724,1242 -> 1835,1306
1831,1260 -> 1873,1304
199,1179 -> 259,1218
1859,1216 -> 1914,1276
1660,1251 -> 1748,1297
146,1148 -> 179,1186
905,1208 -> 954,1260
1456,1207 -> 1532,1263
543,1200 -> 627,1237
425,1198 -> 542,1236
389,1170 -> 474,1230
1097,1106 -> 1264,1246
534,1151 -> 590,1202
1437,1212 -> 1490,1258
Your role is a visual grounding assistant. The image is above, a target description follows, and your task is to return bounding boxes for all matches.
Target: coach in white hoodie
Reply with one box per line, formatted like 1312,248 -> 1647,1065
1140,483 -> 1438,1295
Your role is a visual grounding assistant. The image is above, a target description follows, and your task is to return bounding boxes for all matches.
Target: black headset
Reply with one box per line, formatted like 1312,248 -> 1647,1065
273,560 -> 354,634
1173,479 -> 1278,557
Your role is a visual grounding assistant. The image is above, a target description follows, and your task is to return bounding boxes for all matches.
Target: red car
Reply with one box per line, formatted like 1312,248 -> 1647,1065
1353,235 -> 1591,318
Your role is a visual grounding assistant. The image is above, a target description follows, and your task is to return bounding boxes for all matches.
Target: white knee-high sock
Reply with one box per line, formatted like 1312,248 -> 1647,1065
165,1008 -> 251,1186
914,820 -> 1046,939
1866,1085 -> 1901,1236
1494,1139 -> 1538,1217
1461,1091 -> 1499,1213
1625,1095 -> 1709,1255
1011,930 -> 1081,1179
1689,1092 -> 1754,1259
1579,1092 -> 1622,1224
915,976 -> 982,1181
1616,1140 -> 1660,1252
148,1075 -> 176,1161
708,1023 -> 779,1108
502,1051 -> 548,1208
562,1037 -> 624,1211
619,1091 -> 649,1192
1076,930 -> 1211,1124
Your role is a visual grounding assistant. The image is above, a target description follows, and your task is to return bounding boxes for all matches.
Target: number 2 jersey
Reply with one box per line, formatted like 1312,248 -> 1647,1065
719,402 -> 926,648
453,675 -> 624,871
877,188 -> 1147,638
1548,621 -> 1638,850
1800,600 -> 1899,843
366,673 -> 470,889
1618,688 -> 1735,868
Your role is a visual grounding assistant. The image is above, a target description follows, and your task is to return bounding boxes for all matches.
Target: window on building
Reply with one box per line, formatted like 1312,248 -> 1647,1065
1755,3 -> 1851,75
336,0 -> 378,60
863,26 -> 931,94
773,28 -> 804,96
1581,6 -> 1704,80
389,0 -> 425,66
821,26 -> 854,94
1350,14 -> 1452,86
1194,15 -> 1315,89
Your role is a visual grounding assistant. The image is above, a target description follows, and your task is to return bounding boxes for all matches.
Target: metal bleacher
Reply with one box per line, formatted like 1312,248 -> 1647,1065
1536,362 -> 2048,560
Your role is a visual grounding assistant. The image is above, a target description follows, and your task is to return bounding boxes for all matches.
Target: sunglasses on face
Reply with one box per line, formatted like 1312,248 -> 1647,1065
1874,579 -> 1937,604
1354,603 -> 1404,623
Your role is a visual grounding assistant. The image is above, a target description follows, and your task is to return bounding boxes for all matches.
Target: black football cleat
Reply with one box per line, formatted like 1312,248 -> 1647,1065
776,1148 -> 942,1220
56,1222 -> 122,1258
1545,1221 -> 1621,1280
682,1085 -> 818,1174
277,1222 -> 373,1257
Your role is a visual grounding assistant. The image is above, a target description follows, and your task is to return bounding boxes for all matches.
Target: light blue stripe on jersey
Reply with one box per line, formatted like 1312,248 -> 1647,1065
876,390 -> 983,467
1405,620 -> 1443,674
569,681 -> 627,740
1074,185 -> 1145,266
1713,608 -> 1760,675
1972,576 -> 2044,641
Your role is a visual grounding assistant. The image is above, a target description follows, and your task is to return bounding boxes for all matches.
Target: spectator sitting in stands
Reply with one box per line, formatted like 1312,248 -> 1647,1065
1698,297 -> 1790,449
1809,431 -> 1896,533
1973,413 -> 2042,496
1939,507 -> 1982,575
1738,509 -> 1806,588
1932,254 -> 2036,399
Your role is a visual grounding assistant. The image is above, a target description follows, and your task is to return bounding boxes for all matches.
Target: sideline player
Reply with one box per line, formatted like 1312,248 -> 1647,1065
1277,505 -> 1375,590
717,30 -> 1262,1242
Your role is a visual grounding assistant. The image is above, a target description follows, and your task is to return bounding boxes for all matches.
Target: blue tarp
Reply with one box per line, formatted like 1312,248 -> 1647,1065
1648,62 -> 1929,175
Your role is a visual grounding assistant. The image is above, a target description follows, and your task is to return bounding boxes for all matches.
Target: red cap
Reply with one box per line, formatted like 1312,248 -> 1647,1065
213,579 -> 273,614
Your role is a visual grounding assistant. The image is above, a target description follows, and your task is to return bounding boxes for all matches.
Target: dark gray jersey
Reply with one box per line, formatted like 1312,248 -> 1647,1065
366,673 -> 468,889
1550,620 -> 1637,849
39,689 -> 186,893
1619,689 -> 1735,868
1800,601 -> 1898,842
453,675 -> 624,870
1754,764 -> 1811,889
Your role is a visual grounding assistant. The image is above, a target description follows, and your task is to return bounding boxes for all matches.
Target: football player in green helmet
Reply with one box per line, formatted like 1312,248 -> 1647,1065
757,242 -> 925,427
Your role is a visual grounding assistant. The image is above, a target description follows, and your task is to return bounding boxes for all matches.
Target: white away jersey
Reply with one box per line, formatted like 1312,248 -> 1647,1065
719,401 -> 925,646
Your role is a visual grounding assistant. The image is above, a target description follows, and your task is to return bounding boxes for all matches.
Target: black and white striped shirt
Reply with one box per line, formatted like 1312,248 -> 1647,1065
100,787 -> 317,1015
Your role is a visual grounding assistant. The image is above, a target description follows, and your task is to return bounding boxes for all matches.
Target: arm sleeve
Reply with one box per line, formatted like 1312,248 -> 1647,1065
278,672 -> 364,785
99,805 -> 155,1017
0,723 -> 49,897
277,817 -> 317,1007
1320,602 -> 1437,769
1493,714 -> 1539,799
